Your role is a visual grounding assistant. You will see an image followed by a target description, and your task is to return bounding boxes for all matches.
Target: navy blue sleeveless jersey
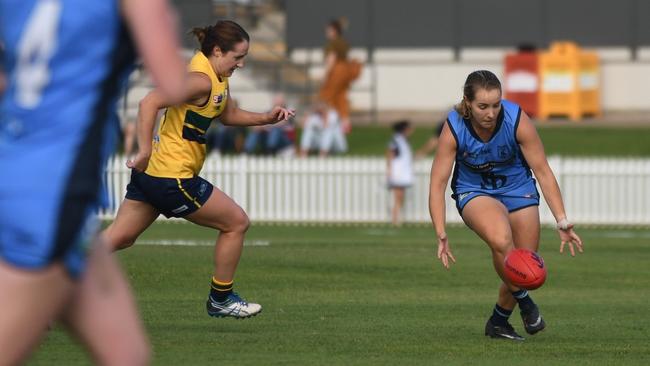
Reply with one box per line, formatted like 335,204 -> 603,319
447,99 -> 536,199
0,0 -> 136,276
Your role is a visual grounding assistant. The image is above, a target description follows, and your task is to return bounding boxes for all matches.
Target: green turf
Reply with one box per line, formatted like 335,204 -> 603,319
535,127 -> 650,157
340,125 -> 650,157
27,223 -> 650,365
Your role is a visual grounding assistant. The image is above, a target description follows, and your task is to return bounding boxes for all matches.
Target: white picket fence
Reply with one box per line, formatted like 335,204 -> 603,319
101,155 -> 650,225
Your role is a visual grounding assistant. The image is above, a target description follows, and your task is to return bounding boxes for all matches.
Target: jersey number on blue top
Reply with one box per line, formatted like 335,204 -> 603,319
481,172 -> 508,190
15,0 -> 61,109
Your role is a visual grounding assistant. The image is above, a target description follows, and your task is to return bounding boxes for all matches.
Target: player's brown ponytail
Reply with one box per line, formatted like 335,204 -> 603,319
190,20 -> 249,56
190,26 -> 209,45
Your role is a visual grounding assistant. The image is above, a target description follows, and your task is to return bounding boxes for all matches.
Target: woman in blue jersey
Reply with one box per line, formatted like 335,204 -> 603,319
0,0 -> 188,364
429,70 -> 583,341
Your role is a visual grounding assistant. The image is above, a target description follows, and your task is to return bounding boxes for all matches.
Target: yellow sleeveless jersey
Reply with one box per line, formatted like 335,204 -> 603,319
146,52 -> 228,178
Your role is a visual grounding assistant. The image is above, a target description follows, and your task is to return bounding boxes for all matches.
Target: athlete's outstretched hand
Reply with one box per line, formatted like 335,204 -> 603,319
267,106 -> 295,123
558,223 -> 584,257
437,233 -> 456,269
126,152 -> 151,172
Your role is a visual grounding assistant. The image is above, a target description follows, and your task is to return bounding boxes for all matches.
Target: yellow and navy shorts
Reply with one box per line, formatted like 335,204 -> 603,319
125,170 -> 213,218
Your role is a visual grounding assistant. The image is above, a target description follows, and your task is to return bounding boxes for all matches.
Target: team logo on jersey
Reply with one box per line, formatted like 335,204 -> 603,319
199,181 -> 208,196
464,147 -> 491,160
152,135 -> 161,151
478,147 -> 491,156
171,205 -> 189,214
214,94 -> 223,104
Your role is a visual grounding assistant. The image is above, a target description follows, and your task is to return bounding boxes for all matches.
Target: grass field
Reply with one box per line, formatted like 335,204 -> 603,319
343,125 -> 650,157
28,222 -> 650,365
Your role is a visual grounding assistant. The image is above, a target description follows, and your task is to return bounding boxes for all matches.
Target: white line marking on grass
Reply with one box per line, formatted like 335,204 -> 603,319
577,230 -> 650,240
364,229 -> 400,236
246,240 -> 271,246
597,231 -> 650,239
135,239 -> 270,247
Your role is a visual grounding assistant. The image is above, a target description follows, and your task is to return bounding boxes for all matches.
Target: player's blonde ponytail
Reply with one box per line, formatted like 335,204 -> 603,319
455,98 -> 472,119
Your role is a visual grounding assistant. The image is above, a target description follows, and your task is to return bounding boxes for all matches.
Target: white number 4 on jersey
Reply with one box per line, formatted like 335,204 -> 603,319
15,0 -> 62,109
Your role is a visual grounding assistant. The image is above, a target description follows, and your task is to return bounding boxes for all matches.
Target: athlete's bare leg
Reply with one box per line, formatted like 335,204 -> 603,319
0,237 -> 150,366
185,187 -> 249,282
464,201 -> 541,311
461,196 -> 522,311
497,206 -> 541,308
0,262 -> 73,365
103,199 -> 160,251
391,187 -> 405,227
62,240 -> 150,366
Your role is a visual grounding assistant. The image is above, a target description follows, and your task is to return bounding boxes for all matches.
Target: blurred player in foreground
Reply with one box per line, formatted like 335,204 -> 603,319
428,70 -> 583,341
102,20 -> 294,319
0,0 -> 188,364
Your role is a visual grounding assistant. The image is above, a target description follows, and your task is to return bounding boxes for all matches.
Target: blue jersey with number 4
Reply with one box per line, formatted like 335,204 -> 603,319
0,0 -> 134,150
0,0 -> 135,276
447,99 -> 536,198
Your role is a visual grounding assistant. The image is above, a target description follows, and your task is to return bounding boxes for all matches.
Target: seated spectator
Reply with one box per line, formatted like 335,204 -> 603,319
299,101 -> 347,157
244,94 -> 296,156
206,98 -> 247,155
206,123 -> 247,155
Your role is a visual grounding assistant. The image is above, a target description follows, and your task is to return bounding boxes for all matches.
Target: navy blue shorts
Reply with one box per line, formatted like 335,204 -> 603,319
125,170 -> 214,218
454,185 -> 540,216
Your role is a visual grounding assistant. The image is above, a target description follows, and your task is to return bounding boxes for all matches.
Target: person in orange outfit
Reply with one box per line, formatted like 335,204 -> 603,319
318,19 -> 361,134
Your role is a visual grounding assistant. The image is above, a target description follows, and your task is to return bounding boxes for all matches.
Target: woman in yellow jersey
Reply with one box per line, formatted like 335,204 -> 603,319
102,20 -> 294,319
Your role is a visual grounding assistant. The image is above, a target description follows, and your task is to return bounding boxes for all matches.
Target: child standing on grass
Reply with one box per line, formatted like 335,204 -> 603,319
386,120 -> 415,226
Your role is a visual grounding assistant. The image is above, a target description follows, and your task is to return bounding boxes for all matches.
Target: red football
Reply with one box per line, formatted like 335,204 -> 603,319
504,248 -> 547,290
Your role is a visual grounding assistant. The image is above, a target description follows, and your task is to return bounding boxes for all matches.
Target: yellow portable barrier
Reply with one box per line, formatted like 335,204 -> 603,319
579,51 -> 602,117
538,42 -> 601,121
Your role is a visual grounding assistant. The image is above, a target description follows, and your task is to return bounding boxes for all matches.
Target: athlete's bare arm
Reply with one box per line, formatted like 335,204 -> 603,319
517,112 -> 583,255
428,123 -> 457,268
516,112 -> 566,221
121,0 -> 187,104
220,95 -> 295,126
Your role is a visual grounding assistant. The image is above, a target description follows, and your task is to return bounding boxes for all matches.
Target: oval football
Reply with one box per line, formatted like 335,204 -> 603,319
504,248 -> 547,290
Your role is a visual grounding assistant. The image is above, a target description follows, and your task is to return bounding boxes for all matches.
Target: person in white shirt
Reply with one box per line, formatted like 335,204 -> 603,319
386,120 -> 414,226
299,100 -> 347,157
